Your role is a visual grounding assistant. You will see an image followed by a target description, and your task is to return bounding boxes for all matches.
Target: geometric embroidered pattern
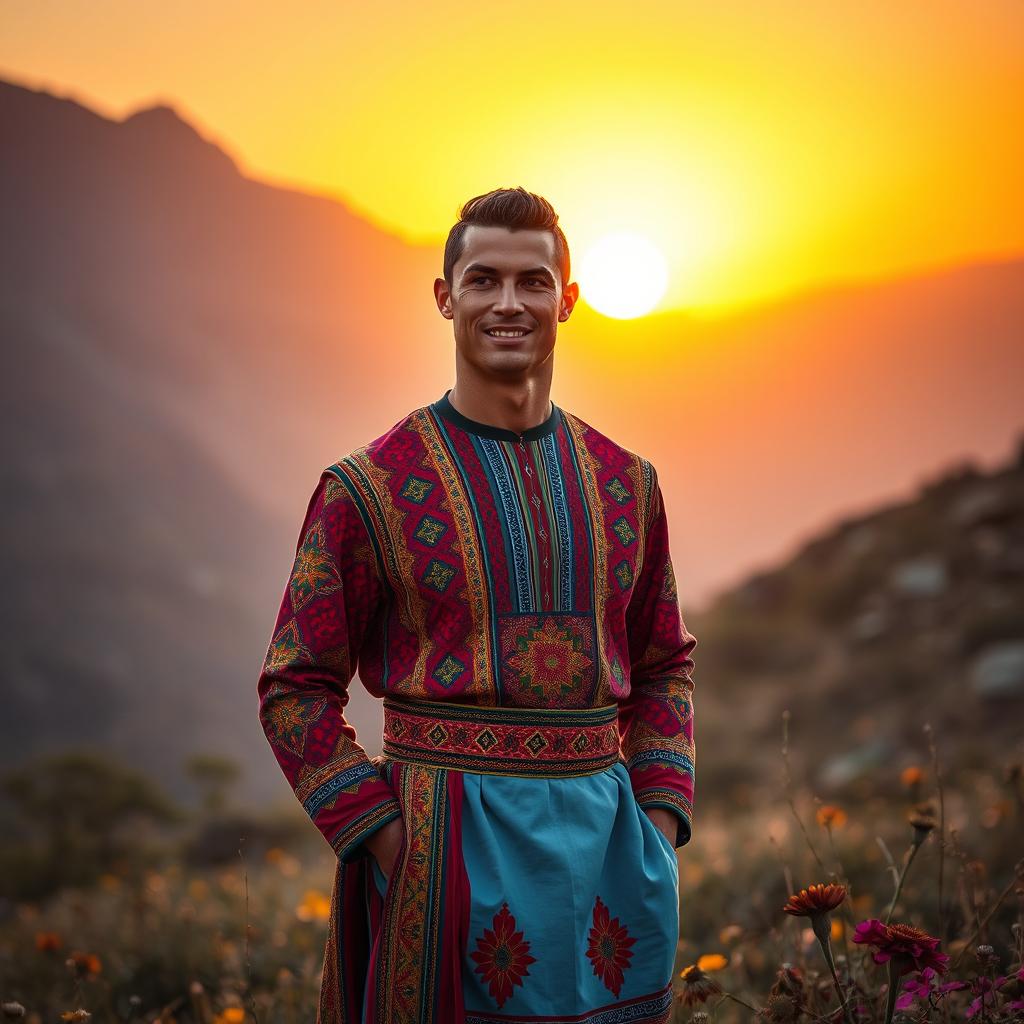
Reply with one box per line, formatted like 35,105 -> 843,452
612,515 -> 637,546
505,616 -> 594,705
381,696 -> 621,777
604,476 -> 633,505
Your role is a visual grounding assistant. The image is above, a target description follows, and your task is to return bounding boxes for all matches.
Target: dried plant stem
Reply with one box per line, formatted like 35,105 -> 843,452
884,842 -> 923,925
781,711 -> 828,875
925,723 -> 947,937
882,961 -> 901,1024
239,838 -> 261,1024
715,990 -> 762,1015
811,915 -> 856,1024
950,861 -> 1024,970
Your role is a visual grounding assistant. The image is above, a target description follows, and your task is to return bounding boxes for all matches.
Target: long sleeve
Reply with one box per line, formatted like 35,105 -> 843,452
618,460 -> 698,848
257,469 -> 402,863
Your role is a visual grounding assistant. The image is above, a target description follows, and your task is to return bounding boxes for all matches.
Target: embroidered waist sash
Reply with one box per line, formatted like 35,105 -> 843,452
381,696 -> 622,776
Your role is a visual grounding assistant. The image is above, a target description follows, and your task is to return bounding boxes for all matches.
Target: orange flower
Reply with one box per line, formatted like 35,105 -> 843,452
67,951 -> 102,977
783,884 -> 848,919
697,953 -> 728,972
815,805 -> 848,829
35,931 -> 62,952
901,765 -> 924,787
60,1012 -> 91,1022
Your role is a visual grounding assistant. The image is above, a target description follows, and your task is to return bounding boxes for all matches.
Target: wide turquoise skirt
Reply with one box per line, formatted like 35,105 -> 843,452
365,760 -> 679,1022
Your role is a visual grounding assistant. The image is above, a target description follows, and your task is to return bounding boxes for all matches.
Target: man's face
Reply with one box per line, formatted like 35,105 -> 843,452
434,224 -> 579,378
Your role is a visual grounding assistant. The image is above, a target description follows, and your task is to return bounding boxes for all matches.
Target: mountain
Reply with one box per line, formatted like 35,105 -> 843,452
690,440 -> 1024,806
0,76 -> 1021,813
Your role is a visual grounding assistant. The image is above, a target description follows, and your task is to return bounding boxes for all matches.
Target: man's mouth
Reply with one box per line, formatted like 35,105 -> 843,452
483,327 -> 532,338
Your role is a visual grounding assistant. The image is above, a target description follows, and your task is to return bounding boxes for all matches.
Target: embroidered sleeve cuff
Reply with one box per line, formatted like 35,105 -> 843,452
626,751 -> 695,848
297,758 -> 403,863
329,793 -> 404,864
635,791 -> 693,848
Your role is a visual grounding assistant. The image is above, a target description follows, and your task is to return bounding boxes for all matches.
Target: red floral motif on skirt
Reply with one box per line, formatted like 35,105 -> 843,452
586,894 -> 637,997
470,901 -> 538,1008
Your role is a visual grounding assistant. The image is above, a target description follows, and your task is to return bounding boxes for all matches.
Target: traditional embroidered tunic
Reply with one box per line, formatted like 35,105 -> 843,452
257,390 -> 698,1024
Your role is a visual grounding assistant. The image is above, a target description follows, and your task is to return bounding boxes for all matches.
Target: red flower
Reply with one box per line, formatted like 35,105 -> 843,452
470,902 -> 537,1008
586,895 -> 637,997
852,919 -> 950,976
782,884 -> 847,919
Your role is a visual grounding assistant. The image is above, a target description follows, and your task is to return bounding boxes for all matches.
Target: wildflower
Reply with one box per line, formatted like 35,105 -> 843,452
974,944 -> 998,968
295,889 -> 331,922
908,803 -> 938,848
784,891 -> 851,1022
900,765 -> 924,788
783,883 -> 847,920
965,975 -> 1007,1019
758,993 -> 801,1023
852,919 -> 950,976
66,952 -> 102,978
895,966 -> 966,1011
697,953 -> 728,972
213,1009 -> 245,1024
35,931 -> 62,952
676,963 -> 723,1007
815,805 -> 848,829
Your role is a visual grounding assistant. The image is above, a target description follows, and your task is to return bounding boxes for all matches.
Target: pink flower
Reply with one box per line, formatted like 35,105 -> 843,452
852,919 -> 950,977
895,967 -> 966,1011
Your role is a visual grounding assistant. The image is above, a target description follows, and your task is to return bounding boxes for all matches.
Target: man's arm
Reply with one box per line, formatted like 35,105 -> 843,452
257,469 -> 402,863
618,459 -> 698,849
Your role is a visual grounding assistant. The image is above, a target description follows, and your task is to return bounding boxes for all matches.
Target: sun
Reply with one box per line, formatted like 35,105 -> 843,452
577,232 -> 670,319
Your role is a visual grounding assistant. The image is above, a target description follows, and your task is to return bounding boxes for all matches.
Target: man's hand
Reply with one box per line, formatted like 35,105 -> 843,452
364,816 -> 405,880
645,807 -> 677,849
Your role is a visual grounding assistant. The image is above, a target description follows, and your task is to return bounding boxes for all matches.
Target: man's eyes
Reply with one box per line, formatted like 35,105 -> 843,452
471,276 -> 548,287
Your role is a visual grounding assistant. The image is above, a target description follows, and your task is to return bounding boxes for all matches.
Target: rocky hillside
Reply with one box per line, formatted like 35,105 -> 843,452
690,437 -> 1024,806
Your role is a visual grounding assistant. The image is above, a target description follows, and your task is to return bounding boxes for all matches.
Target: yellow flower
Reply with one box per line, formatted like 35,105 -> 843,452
697,953 -> 728,972
296,890 -> 331,922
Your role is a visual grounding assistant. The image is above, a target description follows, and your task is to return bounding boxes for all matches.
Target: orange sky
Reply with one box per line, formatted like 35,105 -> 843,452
2,0 -> 1022,315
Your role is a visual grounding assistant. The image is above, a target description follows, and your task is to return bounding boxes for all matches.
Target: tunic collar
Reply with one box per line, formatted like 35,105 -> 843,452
431,388 -> 562,443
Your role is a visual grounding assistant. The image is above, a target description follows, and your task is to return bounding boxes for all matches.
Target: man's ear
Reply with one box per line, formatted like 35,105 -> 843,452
558,281 -> 580,322
434,277 -> 454,320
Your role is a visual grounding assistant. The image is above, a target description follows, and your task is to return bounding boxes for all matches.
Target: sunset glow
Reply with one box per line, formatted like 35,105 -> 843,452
1,1 -> 1021,316
579,232 -> 669,319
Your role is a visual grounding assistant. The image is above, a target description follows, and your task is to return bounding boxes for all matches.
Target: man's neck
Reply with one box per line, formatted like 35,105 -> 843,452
447,381 -> 554,436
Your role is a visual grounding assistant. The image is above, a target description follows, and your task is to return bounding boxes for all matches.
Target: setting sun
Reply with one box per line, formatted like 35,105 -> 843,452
578,232 -> 670,319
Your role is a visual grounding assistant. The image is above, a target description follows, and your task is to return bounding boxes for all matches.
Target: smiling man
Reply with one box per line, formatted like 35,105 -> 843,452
257,187 -> 698,1023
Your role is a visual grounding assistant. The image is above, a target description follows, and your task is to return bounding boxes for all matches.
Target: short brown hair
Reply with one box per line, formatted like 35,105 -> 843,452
443,187 -> 570,288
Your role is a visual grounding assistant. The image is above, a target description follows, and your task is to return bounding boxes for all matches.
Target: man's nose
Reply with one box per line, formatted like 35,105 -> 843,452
493,281 -> 524,314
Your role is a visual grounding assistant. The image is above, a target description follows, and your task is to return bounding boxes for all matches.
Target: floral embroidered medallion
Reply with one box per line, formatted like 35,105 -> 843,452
470,901 -> 537,1007
586,895 -> 637,997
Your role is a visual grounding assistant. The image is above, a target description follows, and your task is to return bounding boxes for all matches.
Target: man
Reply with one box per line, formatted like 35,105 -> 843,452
257,187 -> 698,1024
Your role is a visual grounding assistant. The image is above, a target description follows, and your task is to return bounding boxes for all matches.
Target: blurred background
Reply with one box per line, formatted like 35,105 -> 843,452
1,2 -> 1022,1021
